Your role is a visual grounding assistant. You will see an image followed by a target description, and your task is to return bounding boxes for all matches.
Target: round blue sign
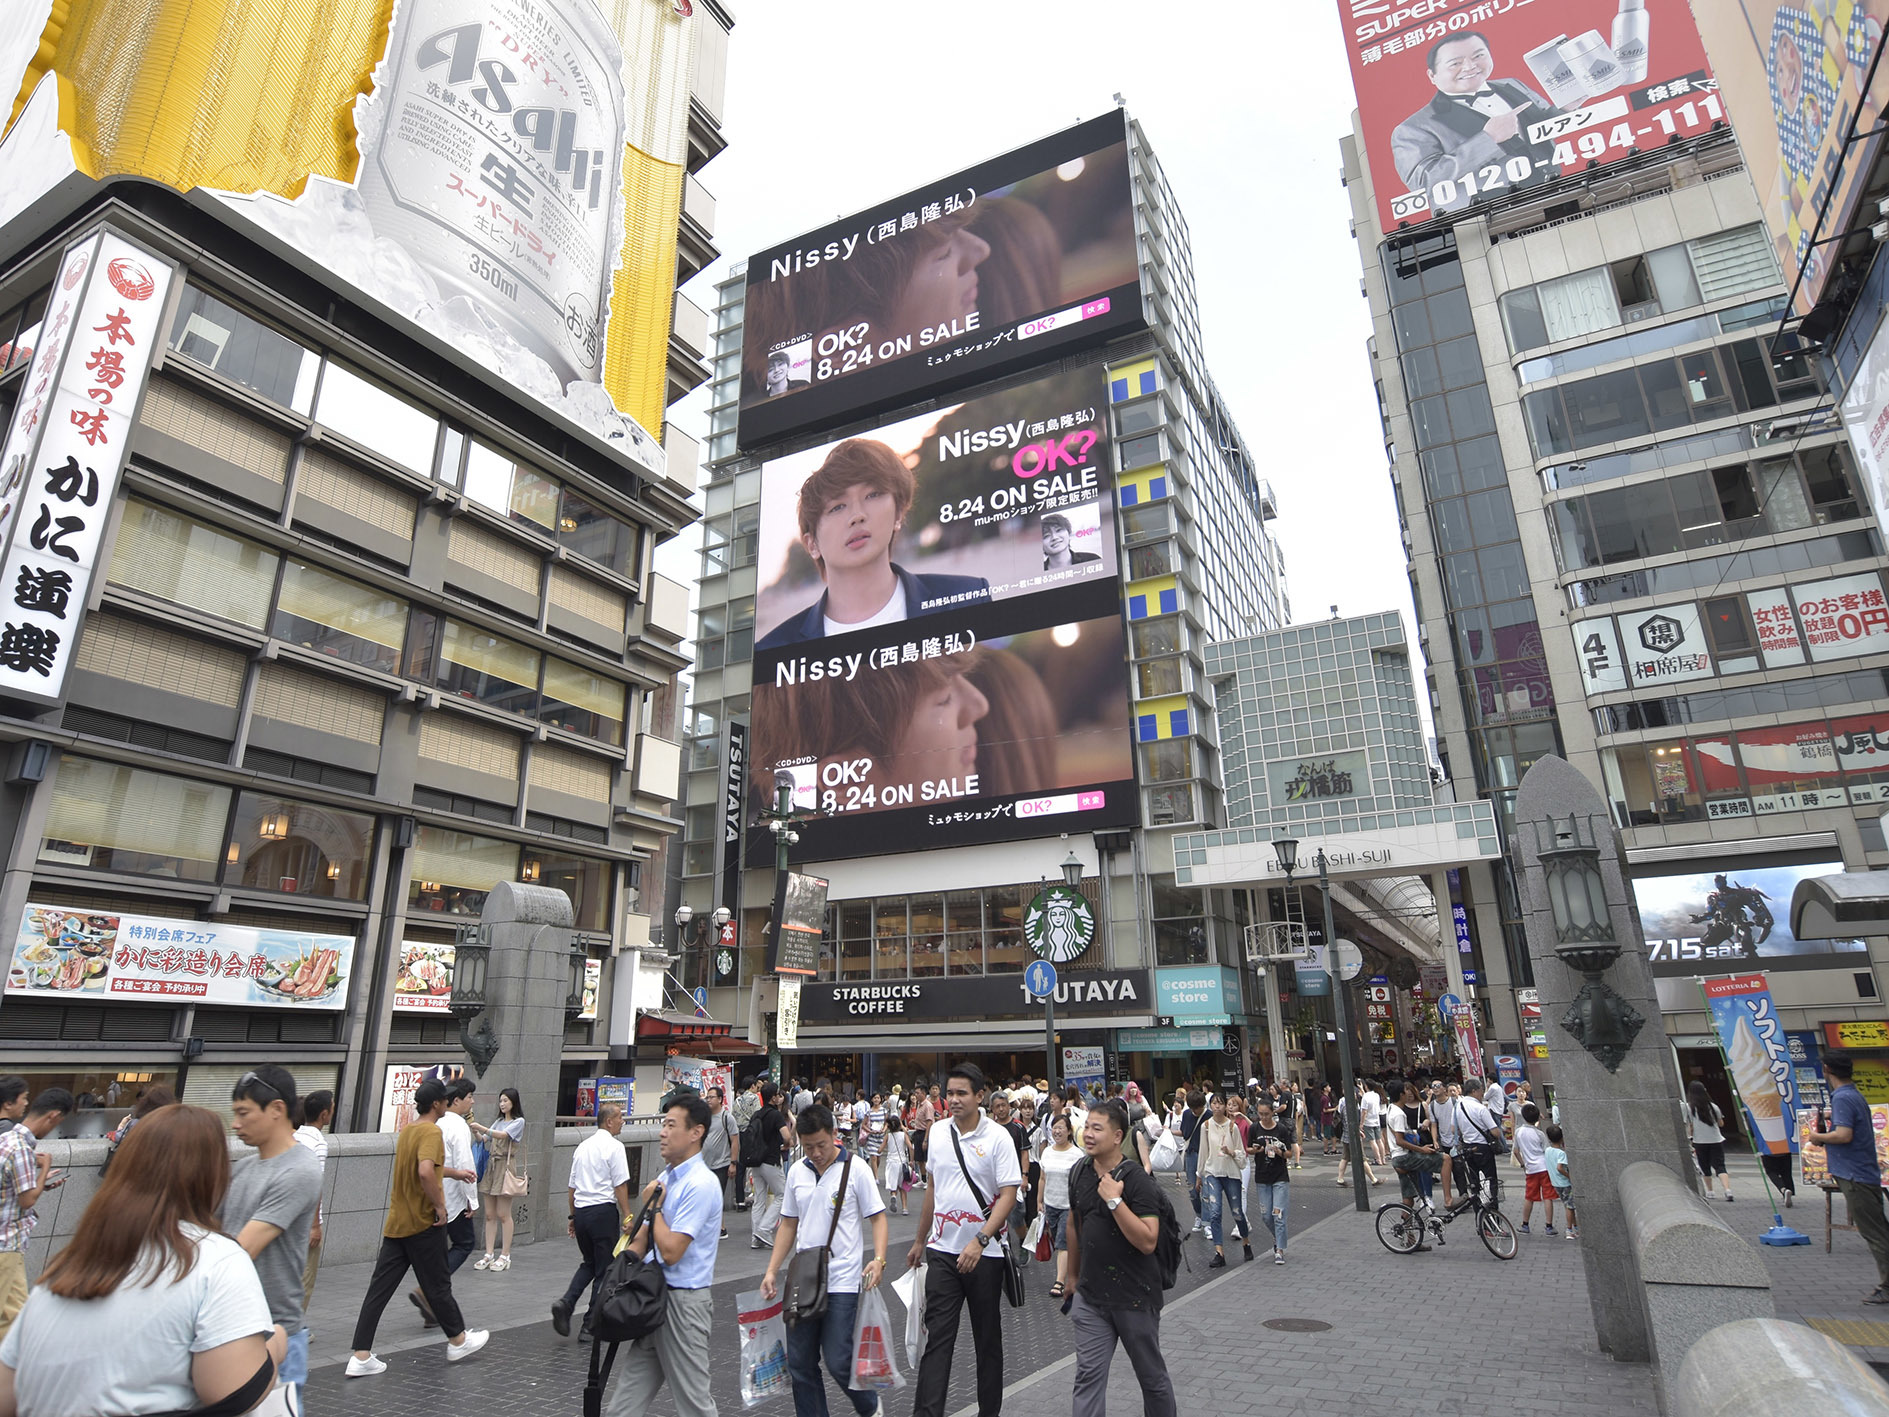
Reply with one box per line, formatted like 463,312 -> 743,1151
1437,992 -> 1462,1017
1025,959 -> 1058,999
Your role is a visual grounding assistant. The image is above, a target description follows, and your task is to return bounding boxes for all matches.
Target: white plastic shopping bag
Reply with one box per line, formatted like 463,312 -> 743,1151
847,1287 -> 906,1393
735,1288 -> 792,1409
893,1264 -> 927,1370
1022,1213 -> 1044,1251
1150,1128 -> 1180,1172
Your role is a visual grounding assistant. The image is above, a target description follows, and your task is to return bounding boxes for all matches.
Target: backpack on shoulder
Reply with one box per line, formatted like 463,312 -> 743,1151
1076,1157 -> 1185,1290
739,1110 -> 771,1169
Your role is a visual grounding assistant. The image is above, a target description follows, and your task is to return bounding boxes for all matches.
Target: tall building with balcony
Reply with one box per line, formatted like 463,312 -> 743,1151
0,1 -> 735,1131
1343,114 -> 1889,1101
674,115 -> 1293,1098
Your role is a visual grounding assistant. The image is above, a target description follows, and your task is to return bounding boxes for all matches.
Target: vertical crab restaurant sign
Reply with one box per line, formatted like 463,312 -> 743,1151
0,230 -> 176,701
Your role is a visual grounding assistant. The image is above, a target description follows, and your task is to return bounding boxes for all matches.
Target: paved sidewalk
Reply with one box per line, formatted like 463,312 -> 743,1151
984,1192 -> 1656,1417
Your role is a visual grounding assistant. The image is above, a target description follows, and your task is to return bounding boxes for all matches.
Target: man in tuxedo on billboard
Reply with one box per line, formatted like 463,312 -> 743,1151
1391,32 -> 1559,215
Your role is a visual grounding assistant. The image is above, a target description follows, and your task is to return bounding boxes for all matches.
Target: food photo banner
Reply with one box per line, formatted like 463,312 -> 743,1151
1336,0 -> 1723,232
8,903 -> 354,1009
737,110 -> 1143,449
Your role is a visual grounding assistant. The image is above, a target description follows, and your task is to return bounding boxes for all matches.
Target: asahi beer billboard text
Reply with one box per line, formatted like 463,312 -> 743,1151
1336,0 -> 1723,233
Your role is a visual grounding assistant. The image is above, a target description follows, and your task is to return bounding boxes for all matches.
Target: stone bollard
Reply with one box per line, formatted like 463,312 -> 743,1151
1619,1160 -> 1772,1411
1672,1317 -> 1889,1416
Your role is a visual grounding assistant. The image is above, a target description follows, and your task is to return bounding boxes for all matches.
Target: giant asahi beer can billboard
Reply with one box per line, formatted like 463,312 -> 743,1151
353,0 -> 628,387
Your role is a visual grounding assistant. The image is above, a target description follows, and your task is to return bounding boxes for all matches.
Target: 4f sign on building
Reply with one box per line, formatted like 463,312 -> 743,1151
0,229 -> 175,701
1025,885 -> 1095,963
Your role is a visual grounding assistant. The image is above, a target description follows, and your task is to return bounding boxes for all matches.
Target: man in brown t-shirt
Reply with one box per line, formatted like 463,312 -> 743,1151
346,1078 -> 489,1377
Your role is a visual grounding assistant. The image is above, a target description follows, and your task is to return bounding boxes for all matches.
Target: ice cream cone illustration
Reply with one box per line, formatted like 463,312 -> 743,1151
1730,1014 -> 1789,1153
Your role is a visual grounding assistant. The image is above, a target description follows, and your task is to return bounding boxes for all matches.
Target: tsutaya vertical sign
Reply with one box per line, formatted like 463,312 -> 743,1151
718,722 -> 747,918
0,230 -> 175,701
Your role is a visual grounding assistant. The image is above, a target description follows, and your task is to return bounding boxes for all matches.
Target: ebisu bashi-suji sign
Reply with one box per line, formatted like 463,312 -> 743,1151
0,229 -> 176,702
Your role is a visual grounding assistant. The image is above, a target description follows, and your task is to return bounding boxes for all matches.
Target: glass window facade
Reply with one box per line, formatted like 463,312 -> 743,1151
226,793 -> 374,899
109,499 -> 280,629
41,756 -> 232,881
168,285 -> 319,413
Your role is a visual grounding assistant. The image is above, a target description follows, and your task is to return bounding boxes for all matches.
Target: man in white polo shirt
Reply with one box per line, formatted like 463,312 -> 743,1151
907,1063 -> 1020,1417
553,1104 -> 631,1340
762,1103 -> 888,1417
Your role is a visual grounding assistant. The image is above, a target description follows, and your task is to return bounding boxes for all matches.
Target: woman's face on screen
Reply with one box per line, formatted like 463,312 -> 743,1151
807,481 -> 900,574
888,672 -> 987,781
887,226 -> 990,335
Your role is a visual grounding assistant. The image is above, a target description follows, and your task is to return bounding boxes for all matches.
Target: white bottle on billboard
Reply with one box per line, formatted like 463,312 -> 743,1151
1558,31 -> 1623,97
1524,36 -> 1590,109
1612,0 -> 1651,86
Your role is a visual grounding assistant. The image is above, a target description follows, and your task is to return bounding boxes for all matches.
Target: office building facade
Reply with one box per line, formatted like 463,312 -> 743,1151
674,114 -> 1293,1098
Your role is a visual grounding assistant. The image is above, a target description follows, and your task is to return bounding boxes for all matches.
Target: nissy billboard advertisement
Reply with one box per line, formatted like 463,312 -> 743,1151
1337,0 -> 1723,233
736,111 -> 1143,451
748,365 -> 1135,859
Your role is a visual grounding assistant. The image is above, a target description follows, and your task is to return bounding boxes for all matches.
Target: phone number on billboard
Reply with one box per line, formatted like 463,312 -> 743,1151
1389,91 -> 1724,221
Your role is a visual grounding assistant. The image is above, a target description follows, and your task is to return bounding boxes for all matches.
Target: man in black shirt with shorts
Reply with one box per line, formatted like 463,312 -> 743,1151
1065,1100 -> 1174,1417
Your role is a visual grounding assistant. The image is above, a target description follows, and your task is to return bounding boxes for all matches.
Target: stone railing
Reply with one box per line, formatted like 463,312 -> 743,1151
1672,1318 -> 1889,1416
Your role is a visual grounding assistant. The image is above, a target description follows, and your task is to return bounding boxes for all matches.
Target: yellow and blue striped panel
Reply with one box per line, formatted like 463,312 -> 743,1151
1135,693 -> 1191,742
1125,576 -> 1179,621
1118,464 -> 1169,507
1109,358 -> 1157,404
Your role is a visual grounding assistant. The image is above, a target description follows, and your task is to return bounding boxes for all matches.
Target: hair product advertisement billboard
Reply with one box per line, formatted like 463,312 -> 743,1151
749,364 -> 1135,860
1337,0 -> 1723,233
1630,858 -> 1865,976
1689,2 -> 1889,318
736,110 -> 1143,450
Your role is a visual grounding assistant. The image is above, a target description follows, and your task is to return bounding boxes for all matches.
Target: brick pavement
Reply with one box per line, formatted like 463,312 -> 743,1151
305,1158 -> 1356,1412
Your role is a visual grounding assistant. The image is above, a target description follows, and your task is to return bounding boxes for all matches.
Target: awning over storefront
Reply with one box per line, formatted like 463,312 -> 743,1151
637,1009 -> 734,1042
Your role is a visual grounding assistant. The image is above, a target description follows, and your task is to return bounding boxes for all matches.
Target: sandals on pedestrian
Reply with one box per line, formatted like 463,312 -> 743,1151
492,1256 -> 510,1272
1049,1282 -> 1065,1298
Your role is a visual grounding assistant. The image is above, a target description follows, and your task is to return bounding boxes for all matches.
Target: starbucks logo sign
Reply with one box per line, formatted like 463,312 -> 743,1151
716,947 -> 735,980
1025,885 -> 1095,963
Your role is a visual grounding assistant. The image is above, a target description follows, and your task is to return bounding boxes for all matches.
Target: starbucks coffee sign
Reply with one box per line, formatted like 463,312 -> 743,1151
1025,885 -> 1095,962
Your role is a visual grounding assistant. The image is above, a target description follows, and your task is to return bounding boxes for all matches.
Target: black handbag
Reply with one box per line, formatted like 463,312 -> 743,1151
950,1126 -> 1024,1308
783,1150 -> 852,1327
584,1186 -> 666,1417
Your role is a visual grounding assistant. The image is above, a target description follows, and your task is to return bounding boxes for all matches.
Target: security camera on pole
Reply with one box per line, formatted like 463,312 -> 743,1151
1272,836 -> 1370,1214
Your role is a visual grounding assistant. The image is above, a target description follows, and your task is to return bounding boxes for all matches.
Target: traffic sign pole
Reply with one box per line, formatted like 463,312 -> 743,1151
1026,959 -> 1059,1091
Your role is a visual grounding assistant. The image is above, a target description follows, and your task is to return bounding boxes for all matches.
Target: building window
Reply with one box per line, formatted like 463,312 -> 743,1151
314,364 -> 440,474
109,499 -> 280,630
271,561 -> 406,673
408,825 -> 519,916
1132,618 -> 1183,658
523,851 -> 611,932
225,793 -> 374,900
1141,739 -> 1193,783
168,285 -> 319,413
41,756 -> 232,881
1146,782 -> 1196,827
539,656 -> 626,745
1150,873 -> 1208,966
438,620 -> 540,715
946,889 -> 983,975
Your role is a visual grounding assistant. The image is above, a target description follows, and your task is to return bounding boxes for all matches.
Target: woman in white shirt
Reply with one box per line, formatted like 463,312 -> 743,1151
1036,1115 -> 1084,1299
1361,1084 -> 1387,1166
881,1112 -> 913,1216
1685,1081 -> 1734,1202
1195,1093 -> 1253,1269
0,1104 -> 284,1417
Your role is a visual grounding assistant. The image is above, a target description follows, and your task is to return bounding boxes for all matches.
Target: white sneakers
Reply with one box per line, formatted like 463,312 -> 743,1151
349,1328 -> 490,1376
447,1329 -> 491,1363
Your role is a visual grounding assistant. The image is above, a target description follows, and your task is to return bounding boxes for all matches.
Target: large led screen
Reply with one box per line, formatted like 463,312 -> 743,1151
1632,859 -> 1865,977
736,111 -> 1143,451
749,365 -> 1135,859
1337,0 -> 1723,234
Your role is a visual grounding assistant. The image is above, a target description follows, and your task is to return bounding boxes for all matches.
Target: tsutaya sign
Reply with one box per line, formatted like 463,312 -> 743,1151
799,968 -> 1150,1022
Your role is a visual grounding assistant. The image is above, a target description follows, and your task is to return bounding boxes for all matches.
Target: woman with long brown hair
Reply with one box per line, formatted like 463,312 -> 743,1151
0,1105 -> 283,1416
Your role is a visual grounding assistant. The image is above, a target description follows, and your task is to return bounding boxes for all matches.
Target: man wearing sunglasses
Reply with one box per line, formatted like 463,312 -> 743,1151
224,1065 -> 323,1409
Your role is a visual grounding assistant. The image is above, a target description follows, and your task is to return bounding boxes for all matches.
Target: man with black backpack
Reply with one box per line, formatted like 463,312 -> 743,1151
1064,1100 -> 1176,1417
745,1081 -> 793,1250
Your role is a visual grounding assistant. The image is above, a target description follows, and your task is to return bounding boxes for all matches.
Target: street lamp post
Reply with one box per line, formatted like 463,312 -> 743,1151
1274,836 -> 1369,1215
759,780 -> 805,1082
1040,849 -> 1085,1086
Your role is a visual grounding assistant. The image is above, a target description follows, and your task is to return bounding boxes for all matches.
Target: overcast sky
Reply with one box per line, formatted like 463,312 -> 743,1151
662,2 -> 1418,694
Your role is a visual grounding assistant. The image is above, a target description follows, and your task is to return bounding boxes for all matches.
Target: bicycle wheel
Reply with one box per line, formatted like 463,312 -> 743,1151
1375,1202 -> 1422,1254
1478,1205 -> 1518,1260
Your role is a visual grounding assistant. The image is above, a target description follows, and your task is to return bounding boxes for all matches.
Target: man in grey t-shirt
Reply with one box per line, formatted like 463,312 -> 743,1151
224,1065 -> 323,1407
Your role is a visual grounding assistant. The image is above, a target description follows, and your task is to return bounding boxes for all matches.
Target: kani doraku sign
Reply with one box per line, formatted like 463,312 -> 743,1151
800,968 -> 1151,1022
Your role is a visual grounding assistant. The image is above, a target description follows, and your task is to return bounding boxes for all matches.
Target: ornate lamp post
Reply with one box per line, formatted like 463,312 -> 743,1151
1538,816 -> 1643,1071
449,923 -> 497,1073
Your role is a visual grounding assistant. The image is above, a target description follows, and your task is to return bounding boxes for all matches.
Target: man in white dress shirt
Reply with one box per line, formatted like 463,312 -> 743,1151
554,1104 -> 631,1340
